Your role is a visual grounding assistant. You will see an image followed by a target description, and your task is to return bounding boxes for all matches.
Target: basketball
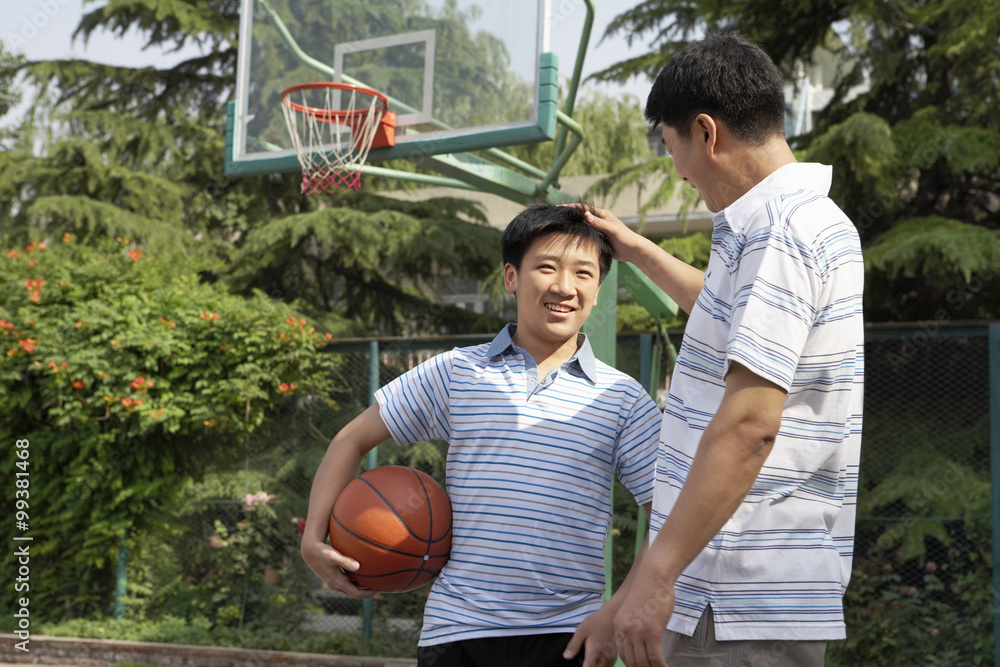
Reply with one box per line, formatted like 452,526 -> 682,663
329,465 -> 452,593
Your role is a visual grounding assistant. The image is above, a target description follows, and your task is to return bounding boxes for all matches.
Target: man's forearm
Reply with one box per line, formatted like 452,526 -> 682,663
619,235 -> 705,315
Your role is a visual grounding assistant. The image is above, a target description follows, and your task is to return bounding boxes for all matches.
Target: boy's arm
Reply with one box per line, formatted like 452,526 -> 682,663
563,503 -> 653,667
574,206 -> 705,315
300,403 -> 392,599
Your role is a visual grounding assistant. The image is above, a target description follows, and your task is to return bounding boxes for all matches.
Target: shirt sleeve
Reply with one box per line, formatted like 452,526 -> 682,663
725,222 -> 819,391
614,387 -> 662,506
375,350 -> 454,445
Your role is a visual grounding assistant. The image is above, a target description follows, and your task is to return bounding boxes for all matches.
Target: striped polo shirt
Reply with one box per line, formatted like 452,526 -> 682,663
651,163 -> 865,641
375,324 -> 661,646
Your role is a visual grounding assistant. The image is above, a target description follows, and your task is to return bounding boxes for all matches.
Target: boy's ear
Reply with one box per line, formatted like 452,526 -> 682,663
503,263 -> 518,295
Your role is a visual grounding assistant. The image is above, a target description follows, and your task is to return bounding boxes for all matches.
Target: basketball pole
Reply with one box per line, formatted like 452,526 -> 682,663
362,339 -> 380,643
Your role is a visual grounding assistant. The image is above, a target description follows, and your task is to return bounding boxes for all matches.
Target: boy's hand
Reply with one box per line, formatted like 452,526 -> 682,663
563,603 -> 619,667
300,536 -> 380,599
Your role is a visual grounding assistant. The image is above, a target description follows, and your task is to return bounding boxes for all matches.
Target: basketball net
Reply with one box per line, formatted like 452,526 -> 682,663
280,84 -> 384,194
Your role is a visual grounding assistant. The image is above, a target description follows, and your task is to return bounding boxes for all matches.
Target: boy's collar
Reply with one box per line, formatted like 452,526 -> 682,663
488,323 -> 598,382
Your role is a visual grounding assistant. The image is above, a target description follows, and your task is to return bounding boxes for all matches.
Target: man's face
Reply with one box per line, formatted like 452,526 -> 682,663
503,232 -> 601,350
662,123 -> 723,213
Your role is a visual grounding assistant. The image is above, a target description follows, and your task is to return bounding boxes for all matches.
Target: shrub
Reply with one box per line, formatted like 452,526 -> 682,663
0,235 -> 340,622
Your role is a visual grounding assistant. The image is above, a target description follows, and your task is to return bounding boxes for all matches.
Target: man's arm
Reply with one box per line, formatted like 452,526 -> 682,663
300,403 -> 393,599
612,363 -> 787,667
573,206 -> 706,314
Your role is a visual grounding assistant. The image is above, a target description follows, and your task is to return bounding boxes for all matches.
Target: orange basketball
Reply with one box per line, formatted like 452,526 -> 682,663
329,465 -> 452,593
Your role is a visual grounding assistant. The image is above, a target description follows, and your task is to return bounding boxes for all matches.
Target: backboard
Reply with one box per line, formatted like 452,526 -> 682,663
227,0 -> 557,177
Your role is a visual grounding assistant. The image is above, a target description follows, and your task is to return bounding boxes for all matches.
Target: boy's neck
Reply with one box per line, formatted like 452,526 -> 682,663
512,329 -> 582,378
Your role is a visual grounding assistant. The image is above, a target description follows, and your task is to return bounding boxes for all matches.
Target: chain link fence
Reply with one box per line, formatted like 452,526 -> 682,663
151,324 -> 996,664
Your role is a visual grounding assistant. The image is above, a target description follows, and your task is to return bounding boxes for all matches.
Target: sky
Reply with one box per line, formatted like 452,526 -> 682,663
0,0 -> 657,121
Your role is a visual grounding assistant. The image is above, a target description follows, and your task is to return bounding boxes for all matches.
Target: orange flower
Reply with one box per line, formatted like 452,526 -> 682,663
121,397 -> 134,409
75,321 -> 87,329
299,318 -> 306,325
63,232 -> 74,243
129,376 -> 154,392
18,339 -> 35,354
199,311 -> 221,321
127,249 -> 144,262
324,332 -> 333,340
158,317 -> 176,328
6,249 -> 15,259
72,380 -> 86,390
285,317 -> 296,325
28,291 -> 41,303
204,418 -> 216,427
278,382 -> 289,392
26,259 -> 38,267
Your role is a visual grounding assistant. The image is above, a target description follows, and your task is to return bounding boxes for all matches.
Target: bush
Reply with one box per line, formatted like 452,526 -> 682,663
0,235 -> 340,622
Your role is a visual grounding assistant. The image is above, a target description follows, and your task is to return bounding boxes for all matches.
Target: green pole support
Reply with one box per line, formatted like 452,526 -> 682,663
639,333 -> 653,399
113,533 -> 128,619
989,323 -> 1000,667
361,339 -> 381,644
581,262 -> 618,601
583,261 -> 618,367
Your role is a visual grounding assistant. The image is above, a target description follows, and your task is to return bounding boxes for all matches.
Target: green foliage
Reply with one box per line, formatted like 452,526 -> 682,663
0,41 -> 24,147
829,561 -> 993,666
506,88 -> 651,177
585,157 -> 701,234
36,614 -> 419,657
223,193 -> 506,336
0,234 -> 340,620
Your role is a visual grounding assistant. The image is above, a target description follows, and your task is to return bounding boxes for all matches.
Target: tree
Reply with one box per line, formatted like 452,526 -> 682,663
592,0 -> 1000,321
0,41 -> 23,148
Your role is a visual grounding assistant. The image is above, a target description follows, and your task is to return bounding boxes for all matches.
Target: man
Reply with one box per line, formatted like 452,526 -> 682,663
575,31 -> 864,666
301,204 -> 662,667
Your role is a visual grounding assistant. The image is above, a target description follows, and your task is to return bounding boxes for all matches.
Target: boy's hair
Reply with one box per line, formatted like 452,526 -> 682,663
644,31 -> 786,145
502,204 -> 613,282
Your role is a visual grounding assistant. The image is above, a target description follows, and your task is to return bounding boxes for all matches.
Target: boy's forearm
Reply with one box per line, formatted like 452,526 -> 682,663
302,404 -> 390,544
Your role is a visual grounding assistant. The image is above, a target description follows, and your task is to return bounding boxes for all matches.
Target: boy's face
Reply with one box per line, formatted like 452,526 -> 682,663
503,232 -> 601,350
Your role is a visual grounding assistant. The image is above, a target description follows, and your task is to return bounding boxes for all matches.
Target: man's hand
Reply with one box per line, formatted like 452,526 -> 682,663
612,572 -> 674,667
563,603 -> 620,667
562,204 -> 642,264
300,536 -> 379,599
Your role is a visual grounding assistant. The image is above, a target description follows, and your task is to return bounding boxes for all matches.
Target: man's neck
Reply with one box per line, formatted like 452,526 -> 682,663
716,138 -> 797,210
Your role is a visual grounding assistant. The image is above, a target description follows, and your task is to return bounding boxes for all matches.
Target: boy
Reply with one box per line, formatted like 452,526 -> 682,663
300,203 -> 662,667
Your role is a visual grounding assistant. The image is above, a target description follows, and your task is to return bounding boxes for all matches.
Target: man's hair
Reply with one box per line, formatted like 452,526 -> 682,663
501,204 -> 613,282
644,31 -> 786,145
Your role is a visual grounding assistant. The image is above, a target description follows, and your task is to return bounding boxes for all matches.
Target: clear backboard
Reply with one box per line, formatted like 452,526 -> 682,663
227,0 -> 557,177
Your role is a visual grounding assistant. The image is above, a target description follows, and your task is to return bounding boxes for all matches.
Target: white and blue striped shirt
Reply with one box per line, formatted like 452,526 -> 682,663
651,163 -> 865,641
376,325 -> 662,646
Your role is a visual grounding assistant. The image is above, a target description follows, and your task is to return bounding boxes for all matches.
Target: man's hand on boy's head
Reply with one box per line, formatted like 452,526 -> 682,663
560,204 -> 639,264
300,537 -> 380,600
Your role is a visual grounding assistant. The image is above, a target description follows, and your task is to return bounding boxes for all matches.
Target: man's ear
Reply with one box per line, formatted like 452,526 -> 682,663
693,113 -> 718,154
503,263 -> 518,295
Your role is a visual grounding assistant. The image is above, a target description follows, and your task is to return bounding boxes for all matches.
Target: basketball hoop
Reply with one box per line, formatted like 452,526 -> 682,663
279,82 -> 396,194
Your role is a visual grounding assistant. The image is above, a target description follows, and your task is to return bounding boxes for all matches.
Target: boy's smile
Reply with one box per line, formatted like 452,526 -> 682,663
503,232 -> 601,360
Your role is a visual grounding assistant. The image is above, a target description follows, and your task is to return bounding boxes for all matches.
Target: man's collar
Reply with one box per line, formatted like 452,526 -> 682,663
488,323 -> 598,382
714,162 -> 833,233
